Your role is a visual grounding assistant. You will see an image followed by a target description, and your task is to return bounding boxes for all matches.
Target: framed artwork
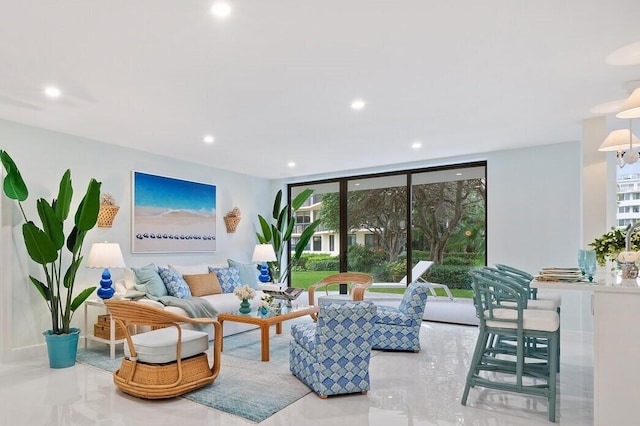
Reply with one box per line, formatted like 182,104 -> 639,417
132,171 -> 216,253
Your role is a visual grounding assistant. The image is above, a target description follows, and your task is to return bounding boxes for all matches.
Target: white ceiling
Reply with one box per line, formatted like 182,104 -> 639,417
1,1 -> 640,180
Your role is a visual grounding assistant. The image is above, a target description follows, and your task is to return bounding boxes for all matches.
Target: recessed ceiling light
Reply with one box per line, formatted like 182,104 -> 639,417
203,135 -> 215,144
606,41 -> 640,66
351,99 -> 366,110
211,2 -> 232,18
44,86 -> 61,98
411,141 -> 422,149
456,172 -> 463,176
287,161 -> 296,168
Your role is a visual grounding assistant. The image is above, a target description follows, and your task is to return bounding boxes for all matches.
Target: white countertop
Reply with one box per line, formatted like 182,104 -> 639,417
532,271 -> 640,294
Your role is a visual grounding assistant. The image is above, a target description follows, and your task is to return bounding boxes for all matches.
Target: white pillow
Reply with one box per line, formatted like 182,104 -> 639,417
114,279 -> 128,295
168,264 -> 211,276
123,268 -> 137,290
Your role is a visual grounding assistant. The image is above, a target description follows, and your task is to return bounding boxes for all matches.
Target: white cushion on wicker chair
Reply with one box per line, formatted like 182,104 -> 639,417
125,327 -> 209,364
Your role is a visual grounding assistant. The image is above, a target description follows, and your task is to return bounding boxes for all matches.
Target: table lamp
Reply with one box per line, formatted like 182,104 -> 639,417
87,242 -> 126,299
252,244 -> 277,283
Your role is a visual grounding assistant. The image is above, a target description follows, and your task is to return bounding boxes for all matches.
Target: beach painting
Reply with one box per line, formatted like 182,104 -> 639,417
132,171 -> 216,253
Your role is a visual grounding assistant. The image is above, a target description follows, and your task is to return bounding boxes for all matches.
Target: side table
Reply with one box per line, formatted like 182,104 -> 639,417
83,298 -> 125,360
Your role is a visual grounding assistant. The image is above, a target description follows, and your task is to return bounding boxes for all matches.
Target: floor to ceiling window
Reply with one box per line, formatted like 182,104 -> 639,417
288,162 -> 486,297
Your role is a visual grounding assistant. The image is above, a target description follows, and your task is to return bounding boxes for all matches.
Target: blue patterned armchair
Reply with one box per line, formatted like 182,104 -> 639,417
289,301 -> 378,398
371,282 -> 429,352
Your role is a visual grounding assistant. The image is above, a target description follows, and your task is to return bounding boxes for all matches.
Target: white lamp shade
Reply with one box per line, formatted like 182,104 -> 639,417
86,242 -> 126,269
616,88 -> 640,119
252,244 -> 276,262
598,129 -> 640,152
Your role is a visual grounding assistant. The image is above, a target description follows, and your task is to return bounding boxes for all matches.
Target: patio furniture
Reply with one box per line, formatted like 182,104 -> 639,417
289,301 -> 378,398
370,260 -> 454,300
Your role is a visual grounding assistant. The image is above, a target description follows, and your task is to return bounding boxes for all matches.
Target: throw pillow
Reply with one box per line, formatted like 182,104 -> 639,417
157,266 -> 192,299
132,263 -> 168,298
209,266 -> 241,293
227,258 -> 260,289
122,268 -> 137,290
183,273 -> 223,297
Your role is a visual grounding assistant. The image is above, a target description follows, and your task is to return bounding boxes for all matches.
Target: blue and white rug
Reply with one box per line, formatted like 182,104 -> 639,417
77,320 -> 312,423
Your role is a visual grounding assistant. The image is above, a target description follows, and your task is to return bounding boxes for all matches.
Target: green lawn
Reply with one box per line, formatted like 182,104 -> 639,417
291,270 -> 473,299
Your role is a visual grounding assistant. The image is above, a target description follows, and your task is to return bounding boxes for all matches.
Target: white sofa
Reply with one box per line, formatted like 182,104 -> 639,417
114,263 -> 282,338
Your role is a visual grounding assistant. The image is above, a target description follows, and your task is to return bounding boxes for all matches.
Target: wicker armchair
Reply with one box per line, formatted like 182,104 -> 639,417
307,272 -> 373,321
104,299 -> 222,399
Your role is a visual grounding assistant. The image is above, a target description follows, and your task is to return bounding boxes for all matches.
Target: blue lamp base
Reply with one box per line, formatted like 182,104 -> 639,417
96,268 -> 115,300
258,262 -> 271,283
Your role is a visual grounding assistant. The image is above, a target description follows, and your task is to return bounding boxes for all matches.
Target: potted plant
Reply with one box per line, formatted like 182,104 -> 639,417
256,189 -> 321,284
589,226 -> 640,267
0,150 -> 101,368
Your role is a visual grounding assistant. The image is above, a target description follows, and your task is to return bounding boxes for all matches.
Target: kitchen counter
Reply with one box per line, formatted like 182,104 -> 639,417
532,272 -> 640,426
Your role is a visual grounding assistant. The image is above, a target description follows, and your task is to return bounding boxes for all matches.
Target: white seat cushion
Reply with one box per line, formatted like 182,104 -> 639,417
501,298 -> 559,310
485,308 -> 559,332
125,327 -> 209,364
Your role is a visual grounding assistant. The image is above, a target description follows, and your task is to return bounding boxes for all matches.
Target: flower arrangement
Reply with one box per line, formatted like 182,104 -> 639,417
260,294 -> 274,308
589,227 -> 640,266
234,284 -> 256,301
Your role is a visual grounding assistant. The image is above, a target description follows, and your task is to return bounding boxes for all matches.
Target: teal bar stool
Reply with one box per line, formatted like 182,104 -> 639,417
461,270 -> 560,422
475,267 -> 559,368
492,264 -> 562,369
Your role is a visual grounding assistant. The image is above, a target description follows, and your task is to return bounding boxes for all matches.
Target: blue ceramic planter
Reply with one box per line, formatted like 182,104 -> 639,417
43,328 -> 80,368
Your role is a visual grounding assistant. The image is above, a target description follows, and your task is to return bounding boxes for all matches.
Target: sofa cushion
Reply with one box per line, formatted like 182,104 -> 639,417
209,266 -> 241,293
132,264 -> 168,298
227,258 -> 260,289
183,272 -> 223,296
158,266 -> 192,299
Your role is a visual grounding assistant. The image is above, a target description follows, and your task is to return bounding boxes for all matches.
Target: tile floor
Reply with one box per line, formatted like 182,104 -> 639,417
0,321 -> 593,425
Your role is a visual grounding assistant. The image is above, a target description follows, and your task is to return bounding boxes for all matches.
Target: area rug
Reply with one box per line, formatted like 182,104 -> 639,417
77,320 -> 312,423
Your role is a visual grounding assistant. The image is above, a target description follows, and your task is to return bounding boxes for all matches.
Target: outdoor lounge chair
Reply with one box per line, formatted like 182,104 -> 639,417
370,260 -> 454,300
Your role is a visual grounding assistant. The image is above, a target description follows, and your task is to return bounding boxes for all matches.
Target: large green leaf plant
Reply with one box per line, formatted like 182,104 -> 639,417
1,150 -> 101,335
256,189 -> 320,284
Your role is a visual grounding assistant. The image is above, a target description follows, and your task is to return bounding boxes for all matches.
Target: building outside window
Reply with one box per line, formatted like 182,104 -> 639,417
616,165 -> 640,228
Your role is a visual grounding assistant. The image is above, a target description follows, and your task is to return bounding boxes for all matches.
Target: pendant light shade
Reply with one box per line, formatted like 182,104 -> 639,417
598,129 -> 640,152
616,88 -> 640,119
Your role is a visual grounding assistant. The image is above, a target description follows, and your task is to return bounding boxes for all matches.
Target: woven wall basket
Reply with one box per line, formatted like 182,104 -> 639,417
223,215 -> 241,233
98,205 -> 120,228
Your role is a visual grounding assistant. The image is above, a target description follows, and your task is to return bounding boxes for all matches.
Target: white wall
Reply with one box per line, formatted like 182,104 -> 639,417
0,119 -> 273,360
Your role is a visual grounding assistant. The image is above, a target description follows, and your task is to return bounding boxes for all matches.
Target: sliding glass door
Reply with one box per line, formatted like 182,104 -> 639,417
288,162 -> 486,297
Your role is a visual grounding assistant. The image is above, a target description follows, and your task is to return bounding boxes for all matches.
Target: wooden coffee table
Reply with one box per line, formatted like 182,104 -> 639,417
217,305 -> 318,362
